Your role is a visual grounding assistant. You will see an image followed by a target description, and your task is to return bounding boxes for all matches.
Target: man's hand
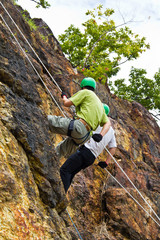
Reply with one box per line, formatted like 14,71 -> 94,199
61,91 -> 67,98
98,161 -> 108,169
92,133 -> 103,142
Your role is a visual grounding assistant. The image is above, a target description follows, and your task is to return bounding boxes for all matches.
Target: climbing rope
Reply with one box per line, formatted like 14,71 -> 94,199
0,7 -> 83,238
1,3 -> 160,232
66,208 -> 83,240
0,13 -> 65,117
103,145 -> 160,224
101,163 -> 160,227
0,2 -> 62,93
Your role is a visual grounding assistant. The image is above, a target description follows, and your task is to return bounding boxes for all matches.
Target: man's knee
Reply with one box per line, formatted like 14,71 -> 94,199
47,115 -> 56,132
47,115 -> 55,124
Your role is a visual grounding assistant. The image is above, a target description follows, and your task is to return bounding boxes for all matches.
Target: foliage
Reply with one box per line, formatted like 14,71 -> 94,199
21,11 -> 50,42
31,0 -> 50,8
110,67 -> 160,112
58,5 -> 150,83
14,0 -> 50,8
22,11 -> 38,30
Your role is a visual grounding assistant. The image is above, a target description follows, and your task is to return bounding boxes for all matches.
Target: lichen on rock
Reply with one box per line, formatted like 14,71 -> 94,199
0,0 -> 160,239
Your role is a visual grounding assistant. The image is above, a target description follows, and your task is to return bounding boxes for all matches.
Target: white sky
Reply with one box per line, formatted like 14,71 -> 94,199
16,0 -> 160,80
16,0 -> 160,124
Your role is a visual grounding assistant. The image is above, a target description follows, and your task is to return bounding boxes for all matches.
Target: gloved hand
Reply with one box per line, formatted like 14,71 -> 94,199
98,161 -> 108,169
61,91 -> 67,98
92,133 -> 103,142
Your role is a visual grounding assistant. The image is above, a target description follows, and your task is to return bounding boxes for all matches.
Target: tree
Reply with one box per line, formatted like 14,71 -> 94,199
111,67 -> 160,114
58,5 -> 150,83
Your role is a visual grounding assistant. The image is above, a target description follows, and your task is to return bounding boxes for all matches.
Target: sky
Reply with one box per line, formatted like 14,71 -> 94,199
15,0 -> 160,124
16,0 -> 160,80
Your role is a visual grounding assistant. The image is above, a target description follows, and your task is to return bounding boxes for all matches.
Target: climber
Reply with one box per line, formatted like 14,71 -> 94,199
48,77 -> 111,159
60,104 -> 117,193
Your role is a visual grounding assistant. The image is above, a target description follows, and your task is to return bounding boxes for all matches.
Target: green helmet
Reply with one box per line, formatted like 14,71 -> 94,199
80,77 -> 96,90
103,103 -> 110,115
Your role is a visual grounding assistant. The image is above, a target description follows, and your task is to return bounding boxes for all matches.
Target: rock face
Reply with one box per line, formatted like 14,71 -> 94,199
0,0 -> 160,239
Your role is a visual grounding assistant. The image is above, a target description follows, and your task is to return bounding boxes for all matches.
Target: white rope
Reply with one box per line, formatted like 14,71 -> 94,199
1,0 -> 159,229
0,13 -> 66,117
0,1 -> 62,93
103,145 -> 160,224
0,11 -> 84,238
66,208 -> 83,240
102,166 -> 160,227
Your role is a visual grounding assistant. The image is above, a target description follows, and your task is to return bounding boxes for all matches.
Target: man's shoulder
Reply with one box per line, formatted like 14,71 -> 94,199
69,90 -> 83,101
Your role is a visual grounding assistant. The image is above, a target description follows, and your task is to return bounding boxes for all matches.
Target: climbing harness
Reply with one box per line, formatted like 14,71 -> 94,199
72,130 -> 91,145
1,3 -> 160,234
67,120 -> 75,137
67,118 -> 91,145
75,117 -> 92,132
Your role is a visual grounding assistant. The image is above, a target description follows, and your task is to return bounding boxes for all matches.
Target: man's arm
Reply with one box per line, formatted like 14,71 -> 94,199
92,119 -> 111,142
62,96 -> 73,107
100,119 -> 111,137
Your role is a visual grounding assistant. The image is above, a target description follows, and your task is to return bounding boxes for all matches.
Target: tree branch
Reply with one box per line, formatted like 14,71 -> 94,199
31,0 -> 40,4
30,0 -> 50,8
83,19 -> 135,68
115,58 -> 130,68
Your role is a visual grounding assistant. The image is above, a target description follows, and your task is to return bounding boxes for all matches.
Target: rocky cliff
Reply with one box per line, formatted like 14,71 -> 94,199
0,0 -> 160,239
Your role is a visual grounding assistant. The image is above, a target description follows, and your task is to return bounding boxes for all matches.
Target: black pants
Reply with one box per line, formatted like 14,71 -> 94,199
60,145 -> 96,193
